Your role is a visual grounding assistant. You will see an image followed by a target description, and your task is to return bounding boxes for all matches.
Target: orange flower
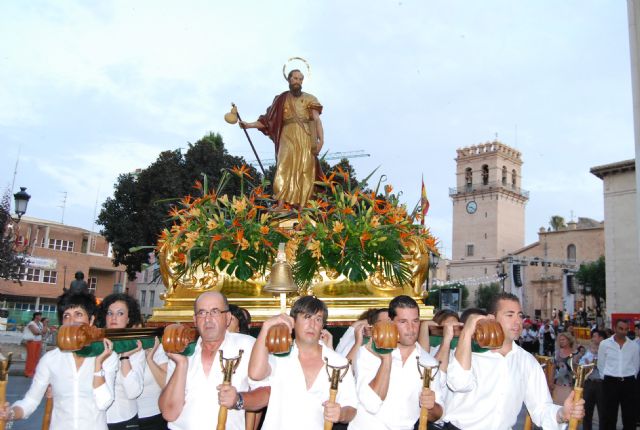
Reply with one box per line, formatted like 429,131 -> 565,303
332,221 -> 344,234
334,165 -> 349,182
247,207 -> 257,220
252,186 -> 269,199
193,180 -> 203,191
360,232 -> 372,250
175,252 -> 187,264
232,219 -> 241,227
373,200 -> 391,215
239,238 -> 250,250
384,184 -> 393,194
337,236 -> 348,257
207,219 -> 219,230
231,164 -> 253,180
211,234 -> 223,241
232,197 -> 247,213
220,250 -> 233,262
370,216 -> 381,228
342,207 -> 355,215
260,225 -> 270,235
307,239 -> 322,259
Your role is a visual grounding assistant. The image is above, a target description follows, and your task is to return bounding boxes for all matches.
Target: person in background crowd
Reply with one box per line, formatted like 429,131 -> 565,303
552,332 -> 577,405
519,320 -> 538,354
228,304 -> 251,335
335,308 -> 381,358
539,320 -> 556,356
598,319 -> 640,430
23,312 -> 43,377
579,330 -> 606,430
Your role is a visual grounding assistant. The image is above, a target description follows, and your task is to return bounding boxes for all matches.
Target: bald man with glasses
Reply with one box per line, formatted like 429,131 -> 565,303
159,291 -> 269,430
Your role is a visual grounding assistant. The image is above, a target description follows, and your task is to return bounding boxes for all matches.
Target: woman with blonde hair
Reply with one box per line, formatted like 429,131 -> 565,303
553,331 -> 578,404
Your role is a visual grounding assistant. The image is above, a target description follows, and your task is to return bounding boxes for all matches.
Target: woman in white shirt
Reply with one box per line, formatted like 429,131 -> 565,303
0,291 -> 117,430
97,293 -> 146,430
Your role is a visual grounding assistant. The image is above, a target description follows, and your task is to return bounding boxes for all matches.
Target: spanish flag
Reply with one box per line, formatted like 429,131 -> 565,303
421,175 -> 429,225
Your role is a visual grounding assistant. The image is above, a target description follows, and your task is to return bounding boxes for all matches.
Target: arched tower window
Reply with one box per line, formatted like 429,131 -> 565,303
482,165 -> 489,185
502,166 -> 507,185
465,167 -> 473,190
567,244 -> 576,262
511,169 -> 517,188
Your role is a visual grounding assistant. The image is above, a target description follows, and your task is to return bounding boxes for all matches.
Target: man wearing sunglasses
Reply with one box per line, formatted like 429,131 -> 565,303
159,291 -> 269,430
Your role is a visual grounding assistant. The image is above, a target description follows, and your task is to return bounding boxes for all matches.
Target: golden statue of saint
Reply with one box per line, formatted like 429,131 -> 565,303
240,69 -> 324,208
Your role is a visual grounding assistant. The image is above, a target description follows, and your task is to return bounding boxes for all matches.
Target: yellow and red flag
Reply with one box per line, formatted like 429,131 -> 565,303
420,175 -> 429,225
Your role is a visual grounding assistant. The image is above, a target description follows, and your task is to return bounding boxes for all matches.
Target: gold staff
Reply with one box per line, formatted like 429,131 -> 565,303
568,363 -> 595,430
0,353 -> 12,430
324,358 -> 350,430
217,349 -> 244,430
416,358 -> 439,430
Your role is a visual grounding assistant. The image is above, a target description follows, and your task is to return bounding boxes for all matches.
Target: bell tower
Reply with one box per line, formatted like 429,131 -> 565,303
449,141 -> 529,291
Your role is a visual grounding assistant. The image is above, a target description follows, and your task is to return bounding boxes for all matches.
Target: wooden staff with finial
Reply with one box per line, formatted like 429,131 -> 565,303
0,353 -> 12,430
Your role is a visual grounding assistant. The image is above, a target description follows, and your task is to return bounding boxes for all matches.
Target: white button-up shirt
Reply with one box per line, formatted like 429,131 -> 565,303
137,344 -> 169,418
261,342 -> 357,430
597,336 -> 640,378
13,348 -> 118,430
106,348 -> 146,423
335,326 -> 356,357
166,333 -> 257,430
445,342 -> 563,430
349,343 -> 444,430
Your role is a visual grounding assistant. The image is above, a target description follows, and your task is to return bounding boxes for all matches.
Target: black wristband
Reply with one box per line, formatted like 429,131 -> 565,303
119,356 -> 130,361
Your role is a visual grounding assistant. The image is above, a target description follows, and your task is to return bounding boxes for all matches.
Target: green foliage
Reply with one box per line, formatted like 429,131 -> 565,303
575,255 -> 606,316
0,189 -> 28,282
475,283 -> 502,310
549,215 -> 566,231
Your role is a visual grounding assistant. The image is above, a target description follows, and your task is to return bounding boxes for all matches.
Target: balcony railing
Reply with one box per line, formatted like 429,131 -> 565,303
449,181 -> 529,199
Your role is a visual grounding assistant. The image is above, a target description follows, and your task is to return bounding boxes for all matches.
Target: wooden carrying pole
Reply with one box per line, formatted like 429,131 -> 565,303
41,395 -> 53,430
417,359 -> 438,430
216,350 -> 244,430
323,358 -> 350,430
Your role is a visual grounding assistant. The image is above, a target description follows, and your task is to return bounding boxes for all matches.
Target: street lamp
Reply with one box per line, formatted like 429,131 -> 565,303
13,187 -> 31,222
426,251 -> 440,294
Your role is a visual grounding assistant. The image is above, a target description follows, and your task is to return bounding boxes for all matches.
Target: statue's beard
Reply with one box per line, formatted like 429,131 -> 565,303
289,83 -> 302,97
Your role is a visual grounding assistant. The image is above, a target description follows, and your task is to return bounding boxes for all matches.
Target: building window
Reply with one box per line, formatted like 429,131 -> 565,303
502,166 -> 507,185
465,167 -> 473,189
466,244 -> 474,257
567,244 -> 576,262
88,277 -> 97,293
141,290 -> 147,307
512,169 -> 517,188
149,290 -> 155,308
23,268 -> 42,282
42,270 -> 57,284
48,239 -> 74,252
482,164 -> 489,185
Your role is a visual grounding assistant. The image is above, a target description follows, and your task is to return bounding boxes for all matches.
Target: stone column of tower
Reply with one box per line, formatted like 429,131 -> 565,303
449,141 -> 529,304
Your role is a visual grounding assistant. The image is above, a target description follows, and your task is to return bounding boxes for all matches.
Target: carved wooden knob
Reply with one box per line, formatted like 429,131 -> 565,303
162,324 -> 198,354
371,321 -> 399,350
57,324 -> 105,351
265,323 -> 292,354
473,319 -> 504,349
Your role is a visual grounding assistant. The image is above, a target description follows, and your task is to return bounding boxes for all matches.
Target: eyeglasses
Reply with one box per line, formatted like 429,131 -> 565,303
195,308 -> 229,318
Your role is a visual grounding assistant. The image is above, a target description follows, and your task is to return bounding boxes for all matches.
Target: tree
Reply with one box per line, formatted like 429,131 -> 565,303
424,282 -> 469,310
549,215 -> 566,231
475,283 -> 502,310
0,189 -> 27,282
97,133 -> 259,280
575,255 -> 606,317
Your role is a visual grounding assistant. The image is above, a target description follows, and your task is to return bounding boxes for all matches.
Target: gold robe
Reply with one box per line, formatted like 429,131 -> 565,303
272,92 -> 322,206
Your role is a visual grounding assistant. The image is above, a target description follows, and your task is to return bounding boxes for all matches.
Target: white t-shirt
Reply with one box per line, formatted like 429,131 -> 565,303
106,348 -> 145,423
349,343 -> 444,430
137,344 -> 169,418
166,333 -> 257,430
445,341 -> 563,430
261,342 -> 358,430
13,348 -> 118,430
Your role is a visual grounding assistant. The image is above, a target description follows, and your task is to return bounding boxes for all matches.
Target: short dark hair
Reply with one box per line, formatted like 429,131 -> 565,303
488,292 -> 520,316
96,293 -> 143,328
388,295 -> 419,320
615,319 -> 629,328
594,329 -> 607,339
228,304 -> 251,335
290,296 -> 328,326
287,69 -> 303,81
433,309 -> 459,325
357,308 -> 382,325
368,309 -> 389,325
57,291 -> 98,323
460,307 -> 488,324
32,312 -> 42,320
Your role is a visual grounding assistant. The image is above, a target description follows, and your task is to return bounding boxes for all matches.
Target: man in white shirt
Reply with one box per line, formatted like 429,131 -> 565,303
579,329 -> 606,430
444,292 -> 584,430
0,291 -> 118,430
349,295 -> 444,430
597,319 -> 640,430
249,296 -> 358,429
159,291 -> 269,430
